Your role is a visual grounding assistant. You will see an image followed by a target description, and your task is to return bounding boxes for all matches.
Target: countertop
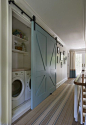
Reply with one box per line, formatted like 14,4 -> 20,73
12,68 -> 31,72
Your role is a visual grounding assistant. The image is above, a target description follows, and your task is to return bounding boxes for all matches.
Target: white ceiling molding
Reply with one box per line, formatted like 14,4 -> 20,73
13,11 -> 31,28
70,48 -> 86,52
14,0 -> 68,48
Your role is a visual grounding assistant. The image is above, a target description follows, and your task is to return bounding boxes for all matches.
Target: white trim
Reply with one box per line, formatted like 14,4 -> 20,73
56,78 -> 68,89
9,3 -> 31,27
12,100 -> 31,123
74,85 -> 78,121
13,11 -> 31,28
70,48 -> 86,52
7,5 -> 32,125
80,87 -> 83,124
12,105 -> 31,123
7,6 -> 12,125
0,0 -> 1,124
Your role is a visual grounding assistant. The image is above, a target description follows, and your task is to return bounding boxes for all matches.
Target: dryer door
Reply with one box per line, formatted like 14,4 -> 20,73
12,77 -> 24,100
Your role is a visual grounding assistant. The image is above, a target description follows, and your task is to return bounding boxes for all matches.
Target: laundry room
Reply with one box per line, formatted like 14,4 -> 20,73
2,1 -> 59,124
12,11 -> 31,122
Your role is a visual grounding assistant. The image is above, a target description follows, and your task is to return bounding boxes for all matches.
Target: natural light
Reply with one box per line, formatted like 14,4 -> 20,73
75,54 -> 82,76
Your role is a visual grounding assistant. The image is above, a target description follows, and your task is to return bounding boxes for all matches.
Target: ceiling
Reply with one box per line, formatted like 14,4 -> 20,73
25,0 -> 85,49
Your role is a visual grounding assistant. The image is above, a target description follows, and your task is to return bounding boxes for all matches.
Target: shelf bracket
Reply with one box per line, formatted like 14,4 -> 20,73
32,15 -> 36,31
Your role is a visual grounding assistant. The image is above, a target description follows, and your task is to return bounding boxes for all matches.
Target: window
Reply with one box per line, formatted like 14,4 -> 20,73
75,54 -> 82,75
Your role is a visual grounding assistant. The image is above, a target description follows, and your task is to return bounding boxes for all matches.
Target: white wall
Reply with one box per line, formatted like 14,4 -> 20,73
1,0 -> 8,124
12,16 -> 31,69
56,45 -> 68,88
67,52 -> 70,78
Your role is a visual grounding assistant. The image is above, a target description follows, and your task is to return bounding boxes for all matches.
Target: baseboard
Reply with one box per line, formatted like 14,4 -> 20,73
56,77 -> 68,89
12,100 -> 31,123
12,105 -> 31,123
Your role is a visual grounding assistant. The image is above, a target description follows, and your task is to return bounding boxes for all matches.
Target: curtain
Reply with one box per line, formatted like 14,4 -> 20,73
70,51 -> 76,78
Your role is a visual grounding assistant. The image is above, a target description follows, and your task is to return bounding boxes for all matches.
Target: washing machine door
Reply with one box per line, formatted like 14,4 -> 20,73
12,77 -> 24,100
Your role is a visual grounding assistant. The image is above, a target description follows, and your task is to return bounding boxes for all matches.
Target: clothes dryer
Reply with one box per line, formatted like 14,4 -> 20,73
12,71 -> 25,109
25,71 -> 31,100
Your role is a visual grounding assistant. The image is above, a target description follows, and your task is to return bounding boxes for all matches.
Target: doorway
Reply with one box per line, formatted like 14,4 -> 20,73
8,5 -> 57,124
75,53 -> 82,76
12,11 -> 31,122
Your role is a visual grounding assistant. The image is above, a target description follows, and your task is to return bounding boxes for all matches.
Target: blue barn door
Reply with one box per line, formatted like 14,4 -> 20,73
31,22 -> 56,109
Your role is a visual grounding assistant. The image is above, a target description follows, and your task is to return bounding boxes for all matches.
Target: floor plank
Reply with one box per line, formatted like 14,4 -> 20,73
12,79 -> 82,125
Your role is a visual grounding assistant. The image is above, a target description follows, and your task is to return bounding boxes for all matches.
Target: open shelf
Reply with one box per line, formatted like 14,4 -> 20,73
12,49 -> 28,55
13,35 -> 28,43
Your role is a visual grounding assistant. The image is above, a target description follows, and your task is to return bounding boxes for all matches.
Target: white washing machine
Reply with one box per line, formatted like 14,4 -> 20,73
12,71 -> 25,109
25,71 -> 31,101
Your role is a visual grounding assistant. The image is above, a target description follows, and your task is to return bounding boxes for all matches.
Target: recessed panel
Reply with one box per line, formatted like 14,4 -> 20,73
36,31 -> 47,71
50,45 -> 56,69
35,75 -> 46,97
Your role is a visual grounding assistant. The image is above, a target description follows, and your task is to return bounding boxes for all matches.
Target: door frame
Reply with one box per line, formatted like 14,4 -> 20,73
7,4 -> 31,124
7,6 -> 12,125
0,0 -> 1,124
75,51 -> 85,75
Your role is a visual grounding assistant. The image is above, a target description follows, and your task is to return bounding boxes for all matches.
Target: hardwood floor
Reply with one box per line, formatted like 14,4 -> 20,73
72,119 -> 83,125
12,79 -> 83,125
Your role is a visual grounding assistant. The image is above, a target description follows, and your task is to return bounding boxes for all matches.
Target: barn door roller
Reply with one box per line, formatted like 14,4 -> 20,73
32,16 -> 36,31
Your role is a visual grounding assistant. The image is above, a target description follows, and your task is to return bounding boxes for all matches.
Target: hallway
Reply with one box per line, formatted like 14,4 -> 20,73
12,79 -> 82,125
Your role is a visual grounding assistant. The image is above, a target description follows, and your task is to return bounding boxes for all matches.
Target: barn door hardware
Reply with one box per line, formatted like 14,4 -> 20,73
55,37 -> 63,47
55,37 -> 58,45
9,1 -> 11,4
8,0 -> 32,21
21,11 -> 24,15
32,16 -> 36,30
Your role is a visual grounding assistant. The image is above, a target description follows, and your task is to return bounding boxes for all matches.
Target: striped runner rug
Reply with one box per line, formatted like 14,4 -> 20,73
13,79 -> 76,125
